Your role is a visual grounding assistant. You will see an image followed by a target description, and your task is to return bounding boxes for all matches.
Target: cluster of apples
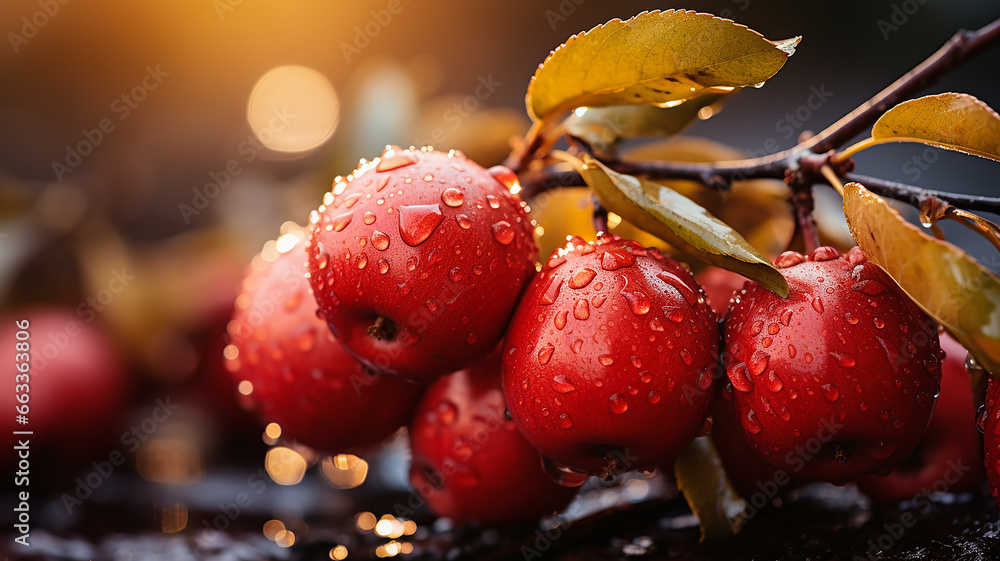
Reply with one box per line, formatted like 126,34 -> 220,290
225,147 -> 987,524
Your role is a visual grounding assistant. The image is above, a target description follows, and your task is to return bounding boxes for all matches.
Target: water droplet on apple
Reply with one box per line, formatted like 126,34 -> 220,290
398,204 -> 444,246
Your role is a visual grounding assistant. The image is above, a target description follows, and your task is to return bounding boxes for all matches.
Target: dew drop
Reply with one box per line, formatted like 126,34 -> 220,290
852,280 -> 886,296
680,349 -> 693,366
812,297 -> 825,313
457,214 -> 473,229
749,350 -> 770,376
821,383 -> 840,402
354,253 -> 368,269
622,287 -> 651,315
538,344 -> 555,365
491,221 -> 515,245
697,369 -> 713,390
569,269 -> 597,289
486,194 -> 501,209
378,259 -> 389,274
631,356 -> 642,369
750,321 -> 764,336
538,274 -> 561,306
574,298 -> 590,320
598,355 -> 614,366
600,248 -> 635,271
441,188 -> 465,207
554,310 -> 568,330
362,211 -> 377,225
398,204 -> 444,246
976,405 -> 987,433
377,152 -> 417,171
449,267 -> 463,282
608,393 -> 628,414
779,406 -> 791,422
831,352 -> 856,368
766,371 -> 783,392
332,212 -> 353,232
370,230 -> 390,251
787,344 -> 796,358
571,339 -> 583,353
874,317 -> 885,329
646,391 -> 661,404
780,309 -> 794,326
727,362 -> 753,392
557,414 -> 574,430
742,409 -> 763,434
845,313 -> 859,325
552,374 -> 576,394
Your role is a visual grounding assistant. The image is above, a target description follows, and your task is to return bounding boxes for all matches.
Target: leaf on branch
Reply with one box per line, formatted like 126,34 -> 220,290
563,153 -> 790,297
563,93 -> 731,157
871,93 -> 1000,161
526,10 -> 799,123
843,182 -> 1000,374
675,437 -> 746,541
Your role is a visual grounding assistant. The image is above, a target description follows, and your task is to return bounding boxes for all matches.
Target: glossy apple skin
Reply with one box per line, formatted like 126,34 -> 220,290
226,234 -> 422,454
409,353 -> 577,523
502,234 -> 720,475
711,387 -> 803,502
1,307 -> 130,473
724,246 -> 941,483
982,372 -> 1000,508
857,332 -> 985,502
307,147 -> 537,383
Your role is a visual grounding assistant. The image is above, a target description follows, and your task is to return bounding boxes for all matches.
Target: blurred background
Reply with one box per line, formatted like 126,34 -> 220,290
1,0 -> 999,558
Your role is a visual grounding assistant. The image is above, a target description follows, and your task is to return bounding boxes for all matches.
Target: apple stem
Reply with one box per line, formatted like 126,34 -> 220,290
832,441 -> 851,464
367,316 -> 396,341
599,449 -> 623,481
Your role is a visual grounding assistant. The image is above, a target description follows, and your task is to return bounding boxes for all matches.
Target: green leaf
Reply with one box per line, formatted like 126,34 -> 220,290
527,10 -> 799,122
843,182 -> 1000,374
675,437 -> 746,540
870,93 -> 1000,161
563,93 -> 730,156
564,153 -> 789,297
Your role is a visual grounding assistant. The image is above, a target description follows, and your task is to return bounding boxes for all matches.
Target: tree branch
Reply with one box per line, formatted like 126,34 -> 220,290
519,17 -> 1000,195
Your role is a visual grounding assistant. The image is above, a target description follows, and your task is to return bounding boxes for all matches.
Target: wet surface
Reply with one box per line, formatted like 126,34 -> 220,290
5,476 -> 1000,560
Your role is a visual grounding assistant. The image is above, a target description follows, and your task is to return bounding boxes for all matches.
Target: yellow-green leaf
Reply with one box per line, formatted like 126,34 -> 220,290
675,437 -> 746,541
527,10 -> 798,122
870,93 -> 1000,161
843,182 -> 1000,373
563,92 -> 731,155
564,154 -> 789,297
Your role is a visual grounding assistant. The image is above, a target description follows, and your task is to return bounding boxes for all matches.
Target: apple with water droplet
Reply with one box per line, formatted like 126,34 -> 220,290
857,331 -> 985,502
226,231 -> 422,453
408,351 -> 577,523
723,246 -> 941,483
501,234 -> 720,478
307,147 -> 537,383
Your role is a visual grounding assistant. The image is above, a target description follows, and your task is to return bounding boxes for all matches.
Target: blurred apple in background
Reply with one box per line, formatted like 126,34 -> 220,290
1,307 -> 131,478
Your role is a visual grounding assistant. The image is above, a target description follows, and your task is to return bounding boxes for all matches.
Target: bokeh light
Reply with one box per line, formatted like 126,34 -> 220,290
247,65 -> 339,154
